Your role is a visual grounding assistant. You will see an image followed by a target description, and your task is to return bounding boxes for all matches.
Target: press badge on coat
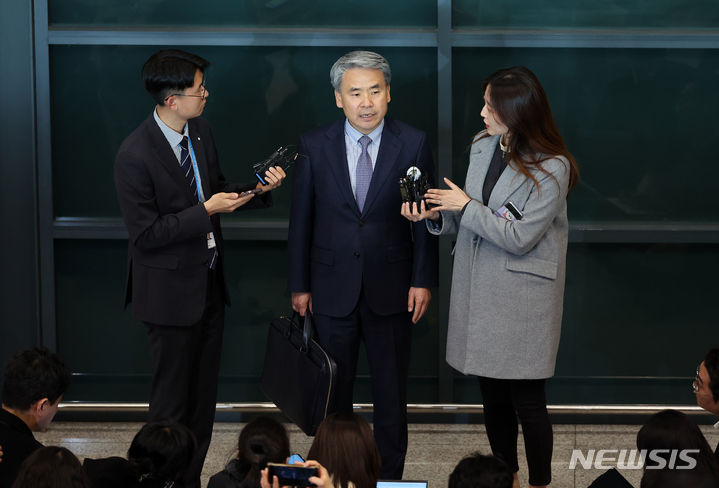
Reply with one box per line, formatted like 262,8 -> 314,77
494,201 -> 523,221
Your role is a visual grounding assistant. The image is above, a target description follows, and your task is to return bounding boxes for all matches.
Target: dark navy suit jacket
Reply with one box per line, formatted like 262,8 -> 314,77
114,114 -> 270,326
288,118 -> 438,317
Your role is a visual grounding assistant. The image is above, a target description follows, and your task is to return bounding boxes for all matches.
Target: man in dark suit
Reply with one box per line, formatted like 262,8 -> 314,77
114,49 -> 285,488
0,348 -> 70,488
288,50 -> 438,479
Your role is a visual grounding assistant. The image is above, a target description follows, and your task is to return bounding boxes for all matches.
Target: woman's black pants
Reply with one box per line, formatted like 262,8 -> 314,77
478,376 -> 553,486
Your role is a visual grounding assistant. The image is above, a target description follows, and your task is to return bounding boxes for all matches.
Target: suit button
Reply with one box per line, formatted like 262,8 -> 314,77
354,251 -> 360,258
359,221 -> 364,227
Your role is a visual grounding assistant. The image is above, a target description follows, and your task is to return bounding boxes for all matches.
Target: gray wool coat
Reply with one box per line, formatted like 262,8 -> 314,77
428,132 -> 570,379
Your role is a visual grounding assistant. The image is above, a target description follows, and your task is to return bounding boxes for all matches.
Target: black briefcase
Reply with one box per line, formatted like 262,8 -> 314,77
260,312 -> 337,436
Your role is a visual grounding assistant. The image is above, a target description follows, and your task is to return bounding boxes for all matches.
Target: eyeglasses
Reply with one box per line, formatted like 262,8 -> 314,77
164,84 -> 207,101
692,366 -> 700,394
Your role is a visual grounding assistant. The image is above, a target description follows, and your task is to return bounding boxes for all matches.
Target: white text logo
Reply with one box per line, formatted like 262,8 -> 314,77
568,449 -> 699,470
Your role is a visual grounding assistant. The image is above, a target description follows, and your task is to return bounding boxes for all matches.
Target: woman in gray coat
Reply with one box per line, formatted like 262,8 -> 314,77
402,66 -> 579,488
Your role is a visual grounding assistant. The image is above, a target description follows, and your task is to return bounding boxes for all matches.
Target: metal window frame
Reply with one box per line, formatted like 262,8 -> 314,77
34,0 -> 719,403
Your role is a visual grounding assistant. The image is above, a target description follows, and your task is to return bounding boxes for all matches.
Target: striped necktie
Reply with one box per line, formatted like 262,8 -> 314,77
179,136 -> 198,203
179,135 -> 217,269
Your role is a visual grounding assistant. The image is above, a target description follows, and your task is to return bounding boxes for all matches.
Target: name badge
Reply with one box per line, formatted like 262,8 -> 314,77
207,232 -> 216,249
494,201 -> 523,221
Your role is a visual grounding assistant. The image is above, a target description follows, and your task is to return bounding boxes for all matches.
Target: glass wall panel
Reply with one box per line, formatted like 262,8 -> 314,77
453,48 -> 719,222
452,243 -> 717,404
453,0 -> 719,29
51,45 -> 437,219
55,239 -> 439,402
48,0 -> 436,28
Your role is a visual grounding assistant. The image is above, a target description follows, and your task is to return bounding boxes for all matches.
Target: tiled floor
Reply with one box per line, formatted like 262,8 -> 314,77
34,422 -> 719,488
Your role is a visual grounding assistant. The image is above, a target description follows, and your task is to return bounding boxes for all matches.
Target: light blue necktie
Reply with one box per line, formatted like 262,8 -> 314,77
355,135 -> 373,211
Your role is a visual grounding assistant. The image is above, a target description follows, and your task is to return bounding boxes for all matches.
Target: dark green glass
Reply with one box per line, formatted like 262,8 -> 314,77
453,0 -> 719,29
50,45 -> 437,219
48,0 -> 436,27
55,239 -> 439,402
453,47 -> 719,222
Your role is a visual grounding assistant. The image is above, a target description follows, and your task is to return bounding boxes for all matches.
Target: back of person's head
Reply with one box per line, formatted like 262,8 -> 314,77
448,452 -> 513,488
704,348 -> 719,403
637,409 -> 719,482
231,416 -> 290,488
307,412 -> 380,488
127,421 -> 196,485
142,49 -> 209,105
2,347 -> 70,411
11,446 -> 90,488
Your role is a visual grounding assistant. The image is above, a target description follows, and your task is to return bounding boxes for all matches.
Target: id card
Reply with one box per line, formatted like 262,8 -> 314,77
494,201 -> 523,221
207,232 -> 216,249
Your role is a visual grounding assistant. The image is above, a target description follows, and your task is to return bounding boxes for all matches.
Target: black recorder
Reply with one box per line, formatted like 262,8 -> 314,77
267,463 -> 318,487
253,145 -> 300,185
398,166 -> 432,209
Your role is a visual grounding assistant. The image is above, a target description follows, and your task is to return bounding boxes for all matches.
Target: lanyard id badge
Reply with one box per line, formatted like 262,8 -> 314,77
186,135 -> 215,248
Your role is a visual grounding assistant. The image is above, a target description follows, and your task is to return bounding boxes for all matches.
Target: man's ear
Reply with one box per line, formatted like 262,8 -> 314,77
334,90 -> 343,109
164,96 -> 178,111
35,398 -> 50,413
28,398 -> 49,422
386,84 -> 391,103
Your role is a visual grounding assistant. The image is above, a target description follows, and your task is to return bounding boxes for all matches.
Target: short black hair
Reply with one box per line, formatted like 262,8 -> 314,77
2,348 -> 71,411
12,446 -> 90,488
449,452 -> 513,488
128,421 -> 197,483
704,348 -> 719,403
141,49 -> 209,105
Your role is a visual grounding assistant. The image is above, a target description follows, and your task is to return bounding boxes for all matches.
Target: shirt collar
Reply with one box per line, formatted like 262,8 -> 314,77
344,118 -> 384,145
153,108 -> 189,148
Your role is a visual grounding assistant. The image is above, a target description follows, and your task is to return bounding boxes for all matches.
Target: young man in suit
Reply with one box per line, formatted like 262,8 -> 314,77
114,49 -> 285,488
0,348 -> 71,488
287,50 -> 438,479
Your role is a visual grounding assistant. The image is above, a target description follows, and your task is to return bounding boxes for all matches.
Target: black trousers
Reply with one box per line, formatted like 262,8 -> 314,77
478,376 -> 553,486
145,268 -> 225,488
313,295 -> 412,480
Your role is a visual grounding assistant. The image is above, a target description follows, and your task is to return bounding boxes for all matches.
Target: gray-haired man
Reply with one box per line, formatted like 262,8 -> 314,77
288,50 -> 438,478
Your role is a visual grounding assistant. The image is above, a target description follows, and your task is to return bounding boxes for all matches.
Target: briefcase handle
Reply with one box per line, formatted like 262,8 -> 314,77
291,311 -> 318,353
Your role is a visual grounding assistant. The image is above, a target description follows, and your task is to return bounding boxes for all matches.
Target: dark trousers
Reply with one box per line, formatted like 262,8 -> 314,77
313,296 -> 412,480
145,269 -> 225,488
478,376 -> 553,486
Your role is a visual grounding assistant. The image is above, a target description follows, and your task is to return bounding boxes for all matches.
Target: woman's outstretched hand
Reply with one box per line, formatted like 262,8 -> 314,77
424,177 -> 472,212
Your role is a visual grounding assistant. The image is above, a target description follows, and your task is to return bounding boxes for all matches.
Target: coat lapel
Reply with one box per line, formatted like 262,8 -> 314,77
465,135 -> 495,200
488,155 -> 531,211
361,119 -> 401,216
468,134 -> 528,210
323,120 -> 359,213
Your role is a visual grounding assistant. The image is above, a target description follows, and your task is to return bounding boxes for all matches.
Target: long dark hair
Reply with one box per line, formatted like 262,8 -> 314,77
11,446 -> 90,488
637,409 -> 719,486
476,66 -> 579,193
231,416 -> 290,488
307,413 -> 380,488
